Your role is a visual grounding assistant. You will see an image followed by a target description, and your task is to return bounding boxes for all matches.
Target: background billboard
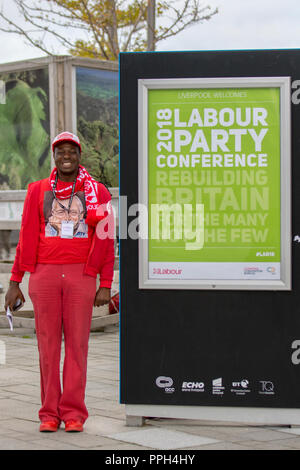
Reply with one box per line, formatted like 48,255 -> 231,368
120,50 -> 300,413
76,66 -> 119,188
0,67 -> 50,190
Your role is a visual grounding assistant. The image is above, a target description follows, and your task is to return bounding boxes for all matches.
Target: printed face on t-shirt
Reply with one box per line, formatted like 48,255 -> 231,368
44,191 -> 88,238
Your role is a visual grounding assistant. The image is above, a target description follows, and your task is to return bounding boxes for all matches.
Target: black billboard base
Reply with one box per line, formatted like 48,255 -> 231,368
125,405 -> 300,427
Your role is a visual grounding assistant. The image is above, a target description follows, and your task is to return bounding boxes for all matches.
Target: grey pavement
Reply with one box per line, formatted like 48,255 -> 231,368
1,327 -> 300,451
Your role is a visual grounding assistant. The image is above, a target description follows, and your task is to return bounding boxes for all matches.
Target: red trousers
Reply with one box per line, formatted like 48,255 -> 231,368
29,264 -> 96,424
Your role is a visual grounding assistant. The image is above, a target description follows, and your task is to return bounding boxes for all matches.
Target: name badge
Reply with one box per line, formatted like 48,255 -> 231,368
61,221 -> 74,239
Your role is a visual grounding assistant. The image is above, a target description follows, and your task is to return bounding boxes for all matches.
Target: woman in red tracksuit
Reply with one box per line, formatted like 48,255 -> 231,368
4,132 -> 115,433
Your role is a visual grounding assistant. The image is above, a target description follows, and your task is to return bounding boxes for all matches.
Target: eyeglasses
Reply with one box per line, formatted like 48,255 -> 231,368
52,209 -> 83,217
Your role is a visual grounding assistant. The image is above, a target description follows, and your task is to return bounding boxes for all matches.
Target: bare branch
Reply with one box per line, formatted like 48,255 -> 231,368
121,2 -> 147,51
15,0 -> 90,30
15,0 -> 80,23
0,10 -> 54,55
155,2 -> 218,43
78,0 -> 110,59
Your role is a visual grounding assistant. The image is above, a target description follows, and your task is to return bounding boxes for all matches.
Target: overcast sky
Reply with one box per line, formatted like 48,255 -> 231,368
0,0 -> 300,64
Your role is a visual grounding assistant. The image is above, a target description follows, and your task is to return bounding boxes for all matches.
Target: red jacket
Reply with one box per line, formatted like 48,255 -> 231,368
10,178 -> 115,288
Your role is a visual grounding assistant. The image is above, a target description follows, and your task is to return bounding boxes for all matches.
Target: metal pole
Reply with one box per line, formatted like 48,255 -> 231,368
147,0 -> 156,51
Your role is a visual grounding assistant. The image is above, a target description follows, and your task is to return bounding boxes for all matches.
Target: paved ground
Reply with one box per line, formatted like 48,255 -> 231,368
1,326 -> 300,451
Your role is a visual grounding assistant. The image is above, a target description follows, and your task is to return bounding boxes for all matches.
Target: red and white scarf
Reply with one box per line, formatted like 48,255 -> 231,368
49,165 -> 99,211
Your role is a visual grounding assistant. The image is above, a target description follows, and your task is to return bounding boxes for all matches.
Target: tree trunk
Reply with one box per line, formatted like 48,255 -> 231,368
106,0 -> 120,59
147,0 -> 156,51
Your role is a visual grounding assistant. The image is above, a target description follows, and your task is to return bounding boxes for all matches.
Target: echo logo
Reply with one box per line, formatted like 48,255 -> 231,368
182,381 -> 204,390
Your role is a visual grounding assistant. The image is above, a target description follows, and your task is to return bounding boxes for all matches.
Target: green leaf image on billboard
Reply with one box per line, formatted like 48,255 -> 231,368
147,86 -> 281,282
76,67 -> 118,187
0,68 -> 50,190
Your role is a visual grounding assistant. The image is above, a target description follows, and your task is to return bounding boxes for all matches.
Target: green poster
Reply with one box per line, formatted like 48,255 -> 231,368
0,68 -> 50,190
147,86 -> 281,281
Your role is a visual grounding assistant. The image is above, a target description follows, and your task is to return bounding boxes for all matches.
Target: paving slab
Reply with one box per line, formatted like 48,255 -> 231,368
230,427 -> 299,443
277,426 -> 300,436
0,418 -> 38,432
35,428 -> 119,449
108,428 -> 220,450
238,439 -> 300,450
84,415 -> 135,436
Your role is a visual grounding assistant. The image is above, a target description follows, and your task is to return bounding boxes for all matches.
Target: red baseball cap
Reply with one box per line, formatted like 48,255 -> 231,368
52,131 -> 81,152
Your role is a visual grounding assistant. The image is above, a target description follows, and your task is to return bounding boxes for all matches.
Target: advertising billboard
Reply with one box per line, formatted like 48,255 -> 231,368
0,67 -> 50,190
138,77 -> 291,290
120,49 -> 300,424
75,66 -> 119,188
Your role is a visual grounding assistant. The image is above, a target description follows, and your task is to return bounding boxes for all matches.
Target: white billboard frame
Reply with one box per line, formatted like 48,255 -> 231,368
138,76 -> 292,291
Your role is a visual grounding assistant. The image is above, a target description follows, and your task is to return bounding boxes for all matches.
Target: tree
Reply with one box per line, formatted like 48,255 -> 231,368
0,0 -> 218,60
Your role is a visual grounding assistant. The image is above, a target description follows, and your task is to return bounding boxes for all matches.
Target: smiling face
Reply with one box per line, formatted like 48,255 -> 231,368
54,142 -> 81,181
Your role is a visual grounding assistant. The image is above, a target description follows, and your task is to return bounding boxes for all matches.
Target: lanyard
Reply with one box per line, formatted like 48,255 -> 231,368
52,171 -> 78,213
